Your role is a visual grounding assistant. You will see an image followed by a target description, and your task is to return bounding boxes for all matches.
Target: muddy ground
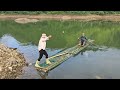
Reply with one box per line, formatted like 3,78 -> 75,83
0,14 -> 120,24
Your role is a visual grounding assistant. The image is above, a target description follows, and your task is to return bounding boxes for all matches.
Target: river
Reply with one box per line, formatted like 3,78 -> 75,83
0,20 -> 120,79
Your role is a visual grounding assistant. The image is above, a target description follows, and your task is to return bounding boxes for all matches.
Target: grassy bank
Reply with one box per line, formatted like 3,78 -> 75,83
0,11 -> 120,15
0,20 -> 120,48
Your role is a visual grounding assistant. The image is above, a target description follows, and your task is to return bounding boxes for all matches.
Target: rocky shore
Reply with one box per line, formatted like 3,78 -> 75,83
0,44 -> 26,79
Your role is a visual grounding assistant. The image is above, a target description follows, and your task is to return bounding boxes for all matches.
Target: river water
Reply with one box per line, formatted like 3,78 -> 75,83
1,34 -> 120,79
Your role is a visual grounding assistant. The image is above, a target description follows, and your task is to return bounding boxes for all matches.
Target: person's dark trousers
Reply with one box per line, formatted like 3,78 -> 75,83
38,49 -> 48,61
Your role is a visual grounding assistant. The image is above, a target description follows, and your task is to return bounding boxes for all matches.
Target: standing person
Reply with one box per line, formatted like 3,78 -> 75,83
79,33 -> 87,46
35,33 -> 52,68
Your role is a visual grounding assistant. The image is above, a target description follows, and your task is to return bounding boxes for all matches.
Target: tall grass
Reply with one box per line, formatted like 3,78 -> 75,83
0,20 -> 120,48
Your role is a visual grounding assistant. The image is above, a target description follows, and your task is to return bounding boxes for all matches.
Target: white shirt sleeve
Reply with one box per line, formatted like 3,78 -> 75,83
43,36 -> 49,41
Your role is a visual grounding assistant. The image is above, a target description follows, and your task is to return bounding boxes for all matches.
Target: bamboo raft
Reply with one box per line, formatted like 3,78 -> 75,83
35,39 -> 94,73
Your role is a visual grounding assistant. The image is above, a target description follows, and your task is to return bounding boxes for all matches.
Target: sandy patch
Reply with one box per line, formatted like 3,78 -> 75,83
15,18 -> 39,24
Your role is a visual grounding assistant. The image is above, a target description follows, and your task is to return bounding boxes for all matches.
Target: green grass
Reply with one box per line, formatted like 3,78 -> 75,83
0,20 -> 120,48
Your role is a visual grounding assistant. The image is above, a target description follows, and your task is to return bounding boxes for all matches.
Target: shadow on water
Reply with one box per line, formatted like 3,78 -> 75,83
36,69 -> 49,79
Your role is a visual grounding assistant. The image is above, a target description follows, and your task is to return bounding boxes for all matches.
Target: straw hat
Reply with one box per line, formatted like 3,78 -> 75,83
42,33 -> 46,36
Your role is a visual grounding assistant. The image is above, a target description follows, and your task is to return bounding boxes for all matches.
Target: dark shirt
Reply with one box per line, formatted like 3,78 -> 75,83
80,36 -> 87,41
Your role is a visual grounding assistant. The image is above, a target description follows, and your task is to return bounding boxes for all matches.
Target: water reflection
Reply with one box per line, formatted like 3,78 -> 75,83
0,34 -> 20,48
1,34 -> 120,79
1,20 -> 120,78
0,20 -> 120,49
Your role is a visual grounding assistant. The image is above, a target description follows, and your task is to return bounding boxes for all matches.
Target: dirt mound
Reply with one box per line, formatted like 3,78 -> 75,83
15,18 -> 39,24
0,44 -> 26,79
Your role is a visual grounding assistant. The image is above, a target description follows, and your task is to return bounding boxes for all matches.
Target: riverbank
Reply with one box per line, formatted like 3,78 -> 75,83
0,44 -> 26,79
0,15 -> 120,23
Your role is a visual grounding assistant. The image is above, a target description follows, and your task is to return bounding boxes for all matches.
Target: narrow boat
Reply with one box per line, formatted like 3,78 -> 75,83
35,39 -> 94,73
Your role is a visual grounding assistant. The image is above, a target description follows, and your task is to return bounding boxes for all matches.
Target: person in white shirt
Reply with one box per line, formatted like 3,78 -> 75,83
35,33 -> 52,68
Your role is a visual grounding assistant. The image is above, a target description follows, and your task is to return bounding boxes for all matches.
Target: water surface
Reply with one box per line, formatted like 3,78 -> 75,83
0,20 -> 120,79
